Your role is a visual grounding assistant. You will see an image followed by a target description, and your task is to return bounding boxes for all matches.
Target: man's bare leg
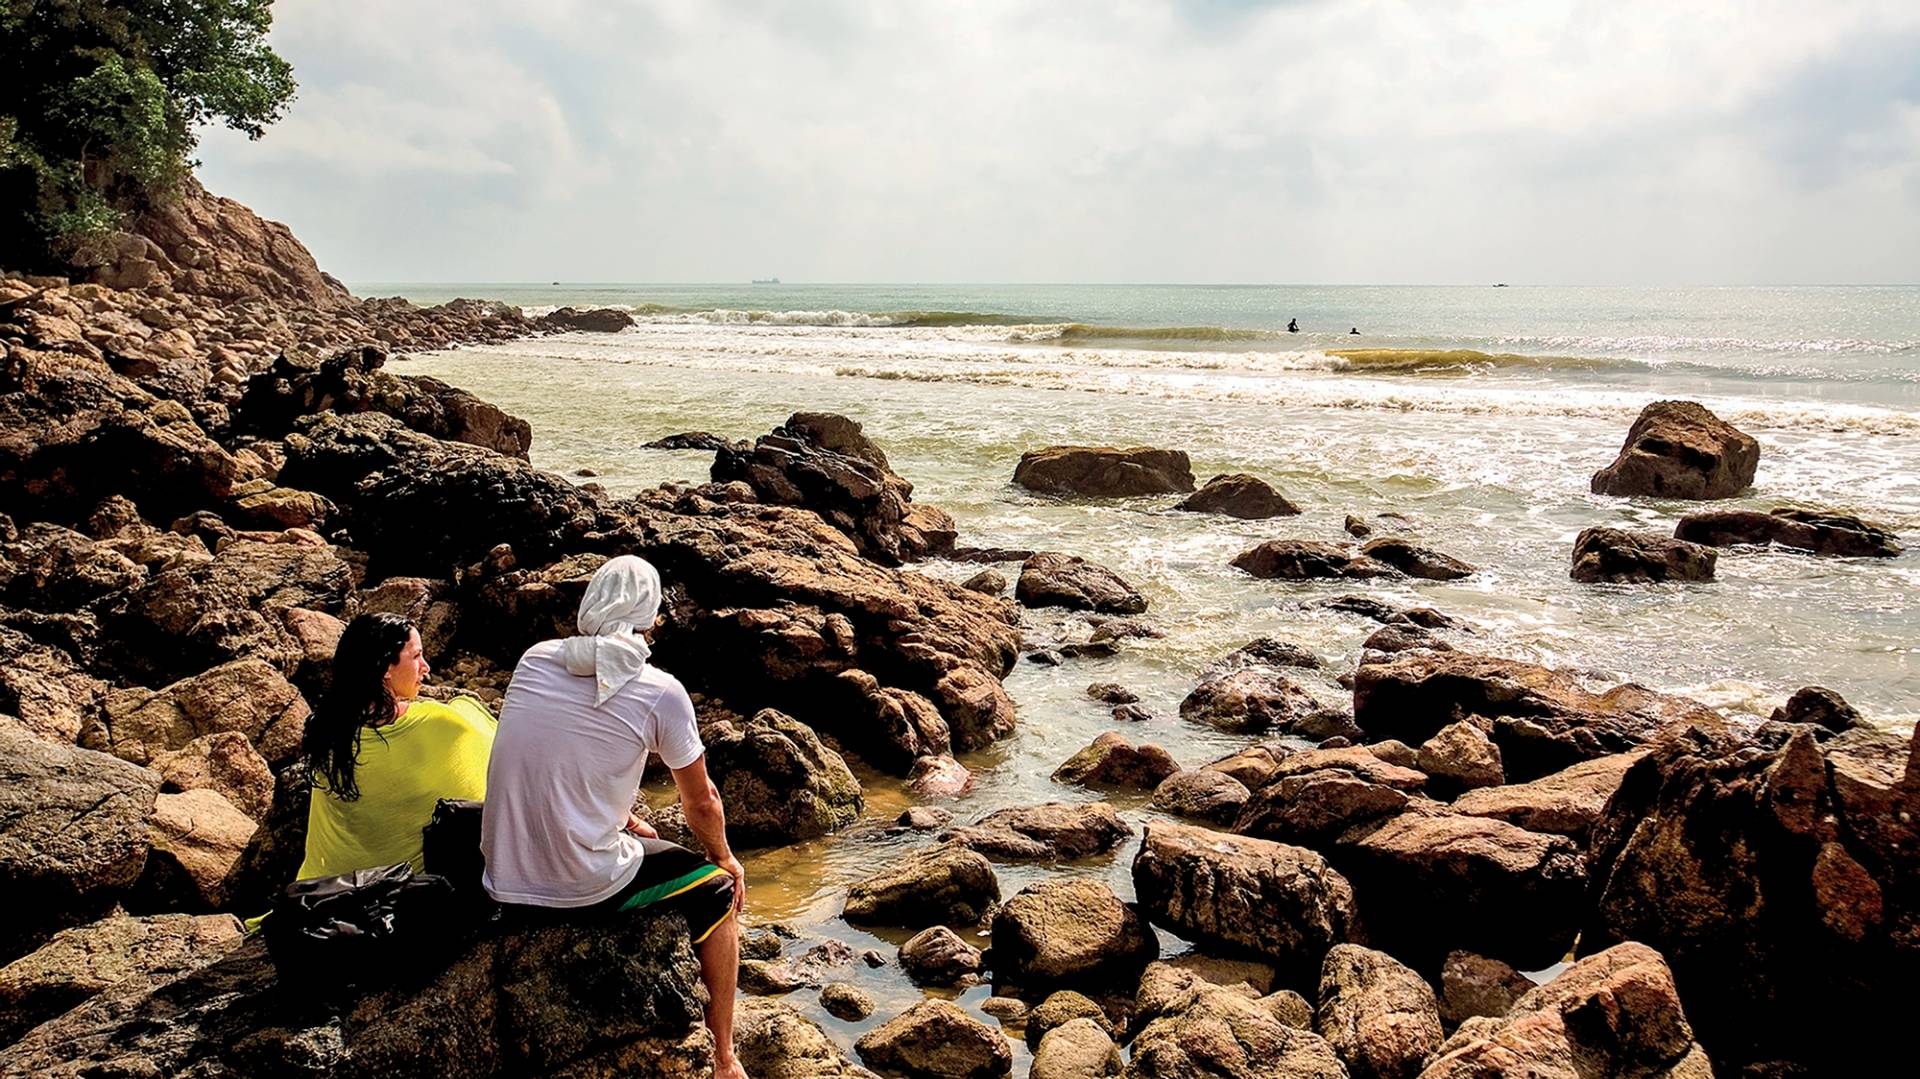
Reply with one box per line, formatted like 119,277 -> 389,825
699,913 -> 747,1079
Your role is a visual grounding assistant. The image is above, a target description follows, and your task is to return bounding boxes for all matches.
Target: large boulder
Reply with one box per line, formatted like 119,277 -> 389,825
1180,668 -> 1353,739
1338,808 -> 1587,971
1175,473 -> 1300,518
712,412 -> 953,564
0,721 -> 160,961
990,879 -> 1158,990
1013,446 -> 1195,497
1674,506 -> 1901,557
735,997 -> 879,1078
1317,944 -> 1443,1079
1232,768 -> 1410,848
1451,750 -> 1645,842
0,628 -> 110,743
843,843 -> 1001,927
89,657 -> 311,768
1583,723 -> 1919,1070
0,912 -> 713,1077
1015,552 -> 1148,614
1590,400 -> 1760,500
1436,950 -> 1535,1027
1127,963 -> 1348,1079
233,344 -> 532,458
1352,651 -> 1724,782
1417,943 -> 1711,1079
539,306 -> 636,333
1053,732 -> 1179,791
943,802 -> 1131,862
1132,822 -> 1360,984
1231,540 -> 1398,581
0,913 -> 242,1045
702,708 -> 862,847
855,1000 -> 1012,1079
1569,527 -> 1717,584
132,790 -> 258,911
1152,768 -> 1251,827
1032,1018 -> 1122,1079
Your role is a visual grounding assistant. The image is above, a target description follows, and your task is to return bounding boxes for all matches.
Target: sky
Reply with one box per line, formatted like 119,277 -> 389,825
193,0 -> 1920,285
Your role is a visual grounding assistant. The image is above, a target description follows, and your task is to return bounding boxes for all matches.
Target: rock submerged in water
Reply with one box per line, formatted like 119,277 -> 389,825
1570,526 -> 1717,583
1180,668 -> 1353,739
1012,445 -> 1196,497
1590,399 -> 1760,500
992,878 -> 1158,990
942,801 -> 1132,862
643,431 -> 746,452
701,708 -> 863,847
1174,473 -> 1301,519
1231,539 -> 1398,581
1015,552 -> 1148,614
1052,731 -> 1179,790
1674,506 -> 1902,557
1358,537 -> 1475,580
537,305 -> 636,333
842,844 -> 1001,928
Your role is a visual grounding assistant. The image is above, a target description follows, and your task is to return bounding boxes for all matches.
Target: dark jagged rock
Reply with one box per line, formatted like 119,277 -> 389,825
1174,473 -> 1301,518
943,802 -> 1132,862
1015,552 -> 1148,614
644,431 -> 747,452
1767,685 -> 1864,733
1583,723 -> 1918,1071
0,914 -> 714,1077
1570,527 -> 1717,583
539,306 -> 637,333
1013,446 -> 1195,497
1180,668 -> 1354,739
233,344 -> 531,458
843,844 -> 1001,928
702,708 -> 863,847
1132,822 -> 1359,984
0,720 -> 160,963
991,879 -> 1158,990
961,569 -> 1007,594
713,412 -> 953,565
1323,594 -> 1460,630
1590,399 -> 1760,500
1420,943 -> 1711,1079
1086,682 -> 1139,704
1675,506 -> 1902,558
1200,637 -> 1322,677
1359,537 -> 1475,580
1352,650 -> 1724,782
0,913 -> 242,1046
1232,539 -> 1398,580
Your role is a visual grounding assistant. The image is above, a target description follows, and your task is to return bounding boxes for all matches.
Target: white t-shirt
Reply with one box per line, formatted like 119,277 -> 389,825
480,640 -> 706,907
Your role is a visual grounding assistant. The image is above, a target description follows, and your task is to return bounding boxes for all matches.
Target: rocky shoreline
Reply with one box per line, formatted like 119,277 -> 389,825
2,185 -> 1915,1078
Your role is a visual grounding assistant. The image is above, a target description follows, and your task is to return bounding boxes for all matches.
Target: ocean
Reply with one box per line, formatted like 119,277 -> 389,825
379,282 -> 1916,1036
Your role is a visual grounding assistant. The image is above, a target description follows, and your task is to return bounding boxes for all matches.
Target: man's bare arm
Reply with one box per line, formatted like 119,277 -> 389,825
670,754 -> 745,912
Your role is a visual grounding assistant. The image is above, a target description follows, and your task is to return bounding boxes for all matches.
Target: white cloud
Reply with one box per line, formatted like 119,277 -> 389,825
193,0 -> 1920,283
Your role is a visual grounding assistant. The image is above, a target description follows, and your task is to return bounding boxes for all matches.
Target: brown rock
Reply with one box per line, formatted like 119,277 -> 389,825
991,879 -> 1158,988
1420,942 -> 1710,1079
1451,751 -> 1645,842
1027,989 -> 1115,1049
539,306 -> 636,333
907,754 -> 976,798
1437,950 -> 1535,1027
1767,685 -> 1864,733
134,789 -> 257,911
1128,964 -> 1348,1079
1151,769 -> 1251,827
1016,552 -> 1148,614
843,844 -> 1001,928
898,925 -> 984,986
1231,539 -> 1398,580
1263,988 -> 1315,1030
702,708 -> 863,847
855,999 -> 1012,1079
1417,720 -> 1504,794
1032,1017 -> 1122,1079
1570,527 -> 1717,583
1180,668 -> 1353,738
1175,473 -> 1301,518
0,629 -> 109,743
1317,943 -> 1444,1079
1013,446 -> 1196,497
92,658 -> 311,768
147,731 -> 274,821
1086,682 -> 1140,704
736,997 -> 877,1077
817,982 -> 876,1023
961,569 -> 1008,594
943,802 -> 1131,862
1132,822 -> 1360,983
0,913 -> 242,1044
1590,399 -> 1760,500
1232,768 -> 1410,847
1674,506 -> 1901,557
1053,732 -> 1179,790
1360,537 -> 1476,580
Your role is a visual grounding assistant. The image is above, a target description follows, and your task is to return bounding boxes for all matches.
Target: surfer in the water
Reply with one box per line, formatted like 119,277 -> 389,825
1350,327 -> 1360,334
1287,318 -> 1299,333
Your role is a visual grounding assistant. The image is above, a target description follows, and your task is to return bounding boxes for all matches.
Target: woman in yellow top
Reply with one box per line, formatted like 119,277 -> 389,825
297,612 -> 496,879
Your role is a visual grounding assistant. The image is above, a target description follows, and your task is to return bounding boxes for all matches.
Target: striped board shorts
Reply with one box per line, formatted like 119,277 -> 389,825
586,838 -> 736,943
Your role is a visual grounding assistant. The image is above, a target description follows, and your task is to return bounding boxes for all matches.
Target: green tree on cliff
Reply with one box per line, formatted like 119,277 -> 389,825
0,0 -> 295,272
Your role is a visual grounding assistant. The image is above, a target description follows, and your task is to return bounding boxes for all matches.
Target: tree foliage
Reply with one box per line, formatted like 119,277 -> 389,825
1,0 -> 296,271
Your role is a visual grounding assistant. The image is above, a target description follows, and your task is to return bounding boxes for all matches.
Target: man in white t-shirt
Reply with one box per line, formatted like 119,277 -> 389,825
481,555 -> 747,1079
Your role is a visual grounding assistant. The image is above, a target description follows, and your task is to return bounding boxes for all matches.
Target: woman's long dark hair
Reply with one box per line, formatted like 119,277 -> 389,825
307,612 -> 415,802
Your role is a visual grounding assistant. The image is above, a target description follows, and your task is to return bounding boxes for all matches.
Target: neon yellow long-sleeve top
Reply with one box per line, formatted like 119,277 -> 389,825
296,696 -> 497,880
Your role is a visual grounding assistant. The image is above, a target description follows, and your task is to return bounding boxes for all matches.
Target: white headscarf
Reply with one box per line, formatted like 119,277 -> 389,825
562,555 -> 661,706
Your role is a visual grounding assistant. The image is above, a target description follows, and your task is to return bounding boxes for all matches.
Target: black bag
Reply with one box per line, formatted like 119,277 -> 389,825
265,863 -> 462,992
422,798 -> 487,899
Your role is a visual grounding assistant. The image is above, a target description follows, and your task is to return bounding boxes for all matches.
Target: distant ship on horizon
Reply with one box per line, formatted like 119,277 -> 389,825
751,276 -> 781,285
